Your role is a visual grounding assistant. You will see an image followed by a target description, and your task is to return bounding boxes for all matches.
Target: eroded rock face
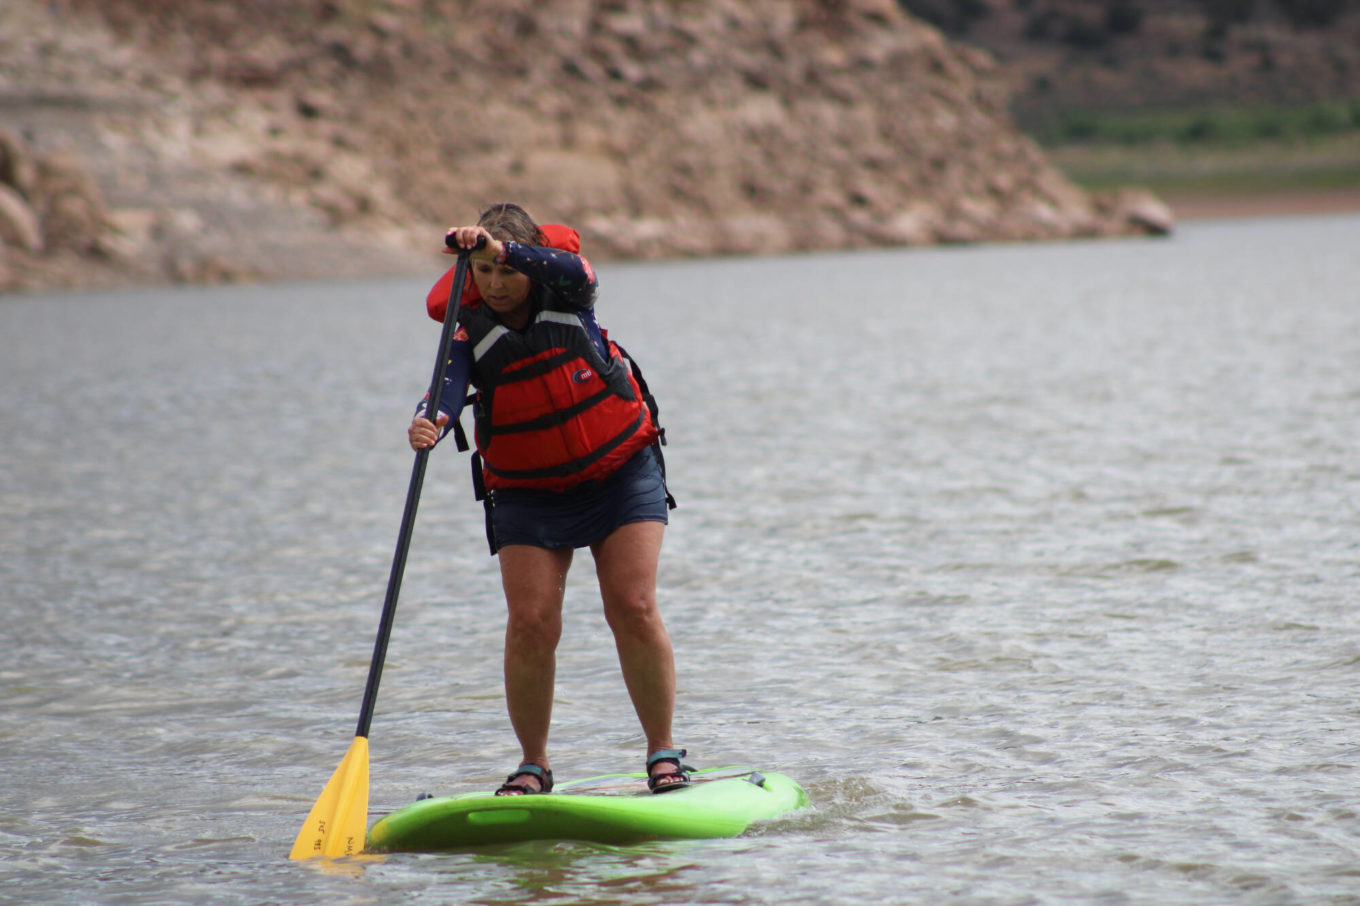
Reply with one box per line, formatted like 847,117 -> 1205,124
1,0 -> 1170,292
0,129 -> 128,290
0,183 -> 44,255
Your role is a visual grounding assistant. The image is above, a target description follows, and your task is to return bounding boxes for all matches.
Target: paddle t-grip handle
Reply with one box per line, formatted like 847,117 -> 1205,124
445,232 -> 489,252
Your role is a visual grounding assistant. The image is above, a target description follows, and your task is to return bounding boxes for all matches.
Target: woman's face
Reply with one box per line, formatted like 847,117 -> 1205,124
472,259 -> 532,325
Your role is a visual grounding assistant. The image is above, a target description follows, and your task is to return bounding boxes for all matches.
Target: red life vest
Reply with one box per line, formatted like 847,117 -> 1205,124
457,299 -> 661,493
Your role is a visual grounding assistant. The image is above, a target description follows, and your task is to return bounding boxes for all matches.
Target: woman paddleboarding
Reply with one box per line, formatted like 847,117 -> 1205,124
408,203 -> 690,797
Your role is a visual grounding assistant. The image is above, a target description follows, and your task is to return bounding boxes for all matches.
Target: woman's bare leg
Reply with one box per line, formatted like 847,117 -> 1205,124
498,543 -> 572,789
590,521 -> 678,774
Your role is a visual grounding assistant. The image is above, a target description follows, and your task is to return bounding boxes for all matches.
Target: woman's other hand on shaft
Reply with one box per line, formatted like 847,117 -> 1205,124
409,413 -> 450,450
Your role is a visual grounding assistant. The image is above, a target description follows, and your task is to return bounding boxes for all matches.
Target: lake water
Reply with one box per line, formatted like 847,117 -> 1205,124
2,213 -> 1358,905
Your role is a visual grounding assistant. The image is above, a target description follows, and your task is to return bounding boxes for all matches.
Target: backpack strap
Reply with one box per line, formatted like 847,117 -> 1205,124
615,343 -> 676,511
447,394 -> 498,555
449,393 -> 474,453
472,449 -> 495,556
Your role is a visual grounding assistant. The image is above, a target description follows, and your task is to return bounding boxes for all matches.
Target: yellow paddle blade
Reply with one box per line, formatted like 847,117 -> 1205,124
289,736 -> 370,860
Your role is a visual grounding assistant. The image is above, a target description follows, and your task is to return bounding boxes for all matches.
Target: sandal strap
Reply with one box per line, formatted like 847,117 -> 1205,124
646,748 -> 694,792
498,763 -> 554,794
646,748 -> 692,771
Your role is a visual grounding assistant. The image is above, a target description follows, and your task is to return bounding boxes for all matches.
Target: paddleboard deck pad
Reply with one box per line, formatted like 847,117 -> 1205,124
367,766 -> 808,850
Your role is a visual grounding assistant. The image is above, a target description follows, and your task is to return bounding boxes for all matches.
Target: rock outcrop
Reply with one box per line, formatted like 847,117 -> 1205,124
0,0 -> 1170,293
0,129 -> 120,289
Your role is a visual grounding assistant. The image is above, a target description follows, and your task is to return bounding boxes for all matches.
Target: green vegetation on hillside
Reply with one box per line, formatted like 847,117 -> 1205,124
1028,100 -> 1360,196
1027,99 -> 1360,148
1046,132 -> 1360,195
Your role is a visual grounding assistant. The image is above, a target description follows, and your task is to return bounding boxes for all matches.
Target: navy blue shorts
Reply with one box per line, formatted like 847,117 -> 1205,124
489,445 -> 669,552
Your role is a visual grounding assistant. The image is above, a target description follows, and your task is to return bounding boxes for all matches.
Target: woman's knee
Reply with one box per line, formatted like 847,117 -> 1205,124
498,545 -> 570,651
602,588 -> 661,636
506,606 -> 562,652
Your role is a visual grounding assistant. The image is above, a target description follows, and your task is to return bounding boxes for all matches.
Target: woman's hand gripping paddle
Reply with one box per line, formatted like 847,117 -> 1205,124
290,237 -> 480,860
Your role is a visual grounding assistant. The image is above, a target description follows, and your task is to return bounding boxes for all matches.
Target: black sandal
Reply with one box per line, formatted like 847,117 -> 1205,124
495,763 -> 554,796
646,748 -> 694,794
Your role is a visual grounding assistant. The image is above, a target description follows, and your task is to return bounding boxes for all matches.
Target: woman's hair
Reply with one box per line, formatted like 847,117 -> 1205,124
477,202 -> 541,245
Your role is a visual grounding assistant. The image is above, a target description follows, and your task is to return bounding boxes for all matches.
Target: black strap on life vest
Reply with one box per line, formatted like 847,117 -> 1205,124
615,342 -> 676,512
448,393 -> 497,555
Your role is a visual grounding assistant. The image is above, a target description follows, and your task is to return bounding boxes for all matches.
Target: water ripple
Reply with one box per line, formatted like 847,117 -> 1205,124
3,217 -> 1360,903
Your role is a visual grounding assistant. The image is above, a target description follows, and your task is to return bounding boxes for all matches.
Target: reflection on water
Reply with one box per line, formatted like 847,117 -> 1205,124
2,213 -> 1359,904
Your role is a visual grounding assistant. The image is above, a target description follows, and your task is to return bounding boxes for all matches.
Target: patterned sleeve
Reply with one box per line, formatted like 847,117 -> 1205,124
501,242 -> 598,310
414,334 -> 473,437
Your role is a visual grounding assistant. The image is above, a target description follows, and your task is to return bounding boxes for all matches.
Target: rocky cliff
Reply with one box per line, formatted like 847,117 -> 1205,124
0,0 -> 1170,293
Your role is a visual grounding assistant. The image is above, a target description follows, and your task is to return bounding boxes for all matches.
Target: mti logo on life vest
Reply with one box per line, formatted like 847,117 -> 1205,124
572,368 -> 594,383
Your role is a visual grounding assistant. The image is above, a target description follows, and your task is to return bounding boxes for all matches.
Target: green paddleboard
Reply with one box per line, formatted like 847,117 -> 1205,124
367,766 -> 808,851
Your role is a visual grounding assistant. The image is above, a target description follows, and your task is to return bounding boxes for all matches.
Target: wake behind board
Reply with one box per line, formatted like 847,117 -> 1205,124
367,766 -> 808,851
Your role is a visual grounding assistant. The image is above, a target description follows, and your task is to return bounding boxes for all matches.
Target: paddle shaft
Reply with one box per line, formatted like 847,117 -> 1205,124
353,240 -> 479,739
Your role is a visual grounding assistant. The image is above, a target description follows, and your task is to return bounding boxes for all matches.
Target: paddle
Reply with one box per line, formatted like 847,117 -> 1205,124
290,237 -> 480,860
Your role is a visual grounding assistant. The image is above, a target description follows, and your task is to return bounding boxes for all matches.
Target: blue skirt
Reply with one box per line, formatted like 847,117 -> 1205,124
488,445 -> 669,552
